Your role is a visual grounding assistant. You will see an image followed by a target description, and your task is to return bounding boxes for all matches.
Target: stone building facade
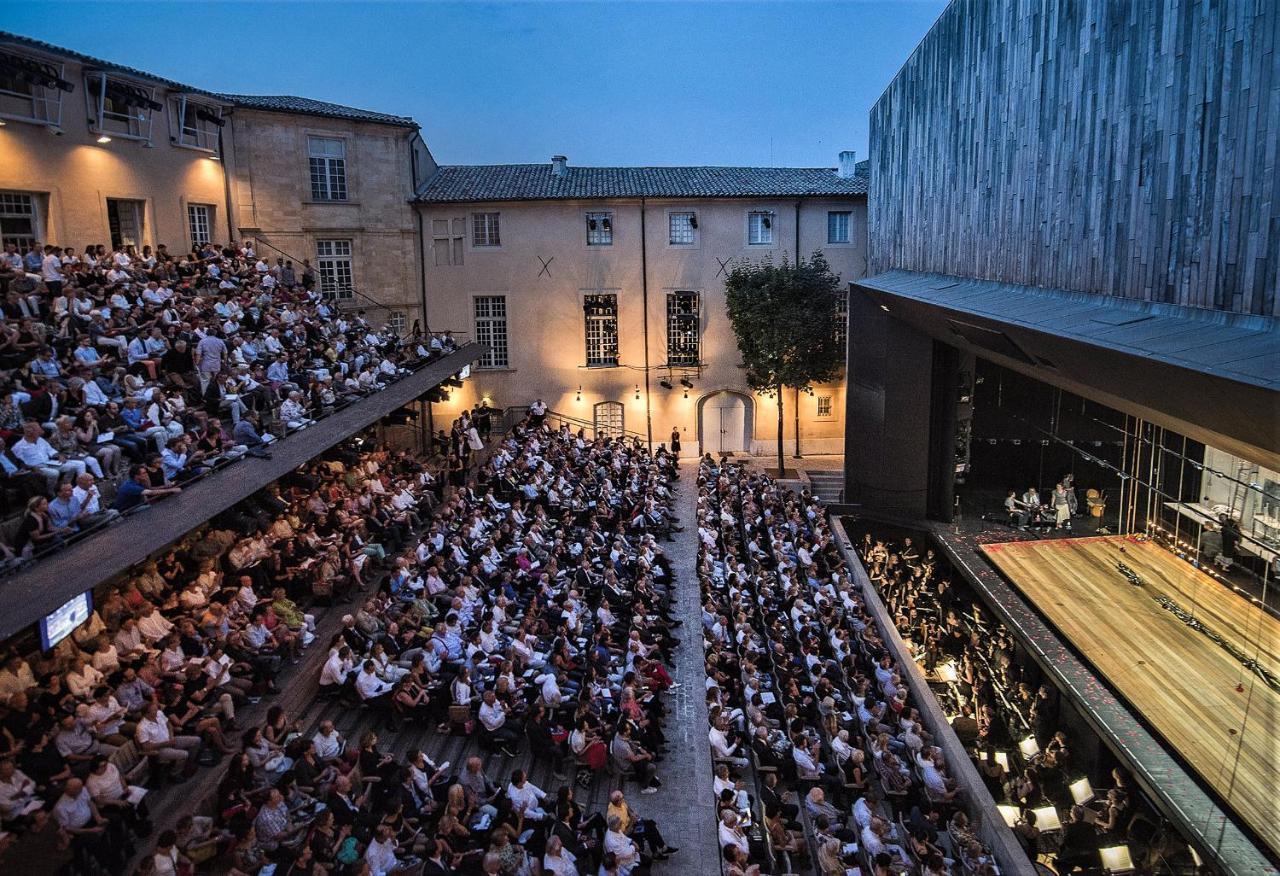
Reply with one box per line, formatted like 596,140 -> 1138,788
0,32 -> 428,331
414,156 -> 868,455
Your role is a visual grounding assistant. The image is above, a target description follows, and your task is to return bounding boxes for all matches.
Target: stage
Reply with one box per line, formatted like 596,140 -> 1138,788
979,535 -> 1280,857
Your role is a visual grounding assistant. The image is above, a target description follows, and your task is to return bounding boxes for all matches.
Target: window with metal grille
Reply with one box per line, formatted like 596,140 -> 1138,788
308,137 -> 348,201
187,203 -> 212,248
827,210 -> 852,244
86,73 -> 159,142
583,294 -> 619,367
816,395 -> 833,418
666,292 -> 700,366
747,210 -> 774,245
386,311 -> 407,336
316,239 -> 354,299
0,52 -> 65,126
0,192 -> 38,250
169,97 -> 223,152
472,212 -> 501,247
474,295 -> 509,368
668,211 -> 696,245
586,211 -> 613,246
835,286 -> 849,353
593,401 -> 624,438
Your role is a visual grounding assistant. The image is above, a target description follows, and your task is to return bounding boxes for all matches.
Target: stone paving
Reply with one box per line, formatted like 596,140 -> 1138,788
644,460 -> 722,872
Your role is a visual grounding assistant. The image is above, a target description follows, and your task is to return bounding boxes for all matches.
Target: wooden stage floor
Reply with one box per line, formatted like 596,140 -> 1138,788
979,535 -> 1280,857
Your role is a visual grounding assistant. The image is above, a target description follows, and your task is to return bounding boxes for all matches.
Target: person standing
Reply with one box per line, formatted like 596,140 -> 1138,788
670,427 -> 681,459
194,329 -> 227,393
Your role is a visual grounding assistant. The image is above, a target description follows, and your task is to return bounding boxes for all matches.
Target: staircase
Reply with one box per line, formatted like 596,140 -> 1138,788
806,469 -> 845,502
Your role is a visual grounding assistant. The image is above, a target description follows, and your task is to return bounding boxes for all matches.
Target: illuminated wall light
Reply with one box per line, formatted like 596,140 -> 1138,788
575,385 -> 581,402
96,135 -> 112,144
634,384 -> 640,400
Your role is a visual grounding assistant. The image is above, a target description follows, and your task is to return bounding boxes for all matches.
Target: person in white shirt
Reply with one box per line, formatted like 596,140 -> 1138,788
543,834 -> 579,876
11,420 -> 86,492
0,760 -> 44,823
718,809 -> 750,857
506,769 -> 548,821
478,690 -> 519,754
312,720 -> 346,763
364,824 -> 401,876
709,714 -> 748,768
135,702 -> 200,776
320,646 -> 354,689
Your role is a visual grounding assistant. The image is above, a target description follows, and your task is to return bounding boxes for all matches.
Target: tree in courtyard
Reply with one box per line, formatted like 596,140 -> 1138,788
724,252 -> 844,478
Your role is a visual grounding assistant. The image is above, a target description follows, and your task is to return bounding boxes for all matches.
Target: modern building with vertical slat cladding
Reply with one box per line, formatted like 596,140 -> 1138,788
867,0 -> 1279,317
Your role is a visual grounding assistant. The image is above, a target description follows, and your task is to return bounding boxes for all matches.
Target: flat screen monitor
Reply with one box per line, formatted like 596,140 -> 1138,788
40,590 -> 92,651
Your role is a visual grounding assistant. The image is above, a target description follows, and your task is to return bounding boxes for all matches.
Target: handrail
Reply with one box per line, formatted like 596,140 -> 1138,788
251,236 -> 404,317
500,406 -> 649,443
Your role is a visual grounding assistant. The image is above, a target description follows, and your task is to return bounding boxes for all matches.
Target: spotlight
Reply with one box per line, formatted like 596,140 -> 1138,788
575,385 -> 581,402
680,377 -> 693,389
96,135 -> 113,144
659,379 -> 672,390
208,153 -> 220,161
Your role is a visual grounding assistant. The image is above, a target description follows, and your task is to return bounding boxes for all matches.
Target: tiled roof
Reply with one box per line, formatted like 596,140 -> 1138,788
0,30 -> 222,99
414,162 -> 869,203
0,32 -> 417,127
217,94 -> 418,128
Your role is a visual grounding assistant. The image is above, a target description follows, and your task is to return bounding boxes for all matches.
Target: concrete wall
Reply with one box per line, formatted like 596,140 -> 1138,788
226,109 -> 423,329
869,0 -> 1280,316
0,52 -> 230,253
418,195 -> 866,454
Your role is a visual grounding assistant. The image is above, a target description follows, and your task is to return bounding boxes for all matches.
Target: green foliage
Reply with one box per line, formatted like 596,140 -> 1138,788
724,251 -> 845,394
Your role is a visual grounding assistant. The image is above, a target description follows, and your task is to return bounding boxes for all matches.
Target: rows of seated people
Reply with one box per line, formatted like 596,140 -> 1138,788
196,413 -> 687,875
0,236 -> 457,564
0,437 -> 440,874
698,459 -> 1009,876
856,531 -> 1190,874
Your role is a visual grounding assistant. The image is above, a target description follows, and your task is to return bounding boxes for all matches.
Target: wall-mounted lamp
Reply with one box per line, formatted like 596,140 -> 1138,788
96,135 -> 112,144
634,385 -> 640,400
575,385 -> 582,402
683,388 -> 689,399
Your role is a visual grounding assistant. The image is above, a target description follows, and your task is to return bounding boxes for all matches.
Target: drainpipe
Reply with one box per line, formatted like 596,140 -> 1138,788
640,199 -> 653,449
218,124 -> 236,244
409,134 -> 431,335
794,199 -> 802,458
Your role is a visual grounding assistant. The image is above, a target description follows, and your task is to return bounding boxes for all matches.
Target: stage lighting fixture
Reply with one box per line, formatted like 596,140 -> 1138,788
680,377 -> 693,389
659,379 -> 673,390
96,135 -> 112,144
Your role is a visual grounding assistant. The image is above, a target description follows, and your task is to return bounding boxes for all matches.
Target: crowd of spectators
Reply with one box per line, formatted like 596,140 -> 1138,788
0,237 -> 456,565
0,435 -> 441,874
697,460 -> 1008,876
856,530 -> 1189,873
255,413 -> 688,875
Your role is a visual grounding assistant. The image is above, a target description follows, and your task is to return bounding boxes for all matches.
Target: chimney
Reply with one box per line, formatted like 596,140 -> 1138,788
551,155 -> 568,177
837,150 -> 858,179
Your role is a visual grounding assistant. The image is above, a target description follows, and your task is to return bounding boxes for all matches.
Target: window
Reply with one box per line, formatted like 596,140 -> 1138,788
431,218 -> 465,266
386,311 -> 407,336
106,199 -> 144,249
747,210 -> 774,245
86,73 -> 159,142
835,286 -> 849,352
669,211 -> 697,245
816,395 -> 833,418
583,294 -> 619,367
666,292 -> 700,366
308,137 -> 348,201
594,401 -> 624,438
472,212 -> 501,247
0,51 -> 67,126
586,211 -> 613,246
169,97 -> 223,151
315,239 -> 354,299
0,193 -> 38,250
187,203 -> 213,248
827,210 -> 852,244
474,295 -> 509,369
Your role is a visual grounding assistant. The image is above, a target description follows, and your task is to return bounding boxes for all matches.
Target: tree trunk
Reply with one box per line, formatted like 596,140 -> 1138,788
793,385 -> 803,458
776,384 -> 785,479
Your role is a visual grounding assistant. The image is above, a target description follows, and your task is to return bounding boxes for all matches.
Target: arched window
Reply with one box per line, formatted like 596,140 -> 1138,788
593,401 -> 624,438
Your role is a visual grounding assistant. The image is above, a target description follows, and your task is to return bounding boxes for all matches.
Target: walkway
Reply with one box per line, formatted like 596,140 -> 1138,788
642,460 -> 720,867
